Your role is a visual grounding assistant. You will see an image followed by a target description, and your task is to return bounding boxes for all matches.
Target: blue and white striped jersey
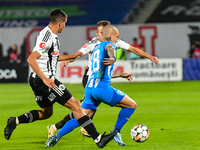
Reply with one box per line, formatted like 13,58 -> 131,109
86,41 -> 117,88
79,37 -> 129,76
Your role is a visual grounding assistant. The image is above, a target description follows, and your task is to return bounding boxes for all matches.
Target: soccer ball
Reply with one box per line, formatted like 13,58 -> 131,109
130,124 -> 149,142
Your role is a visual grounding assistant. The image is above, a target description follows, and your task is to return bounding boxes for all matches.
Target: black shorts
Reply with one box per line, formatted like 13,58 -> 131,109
29,74 -> 72,108
82,67 -> 89,88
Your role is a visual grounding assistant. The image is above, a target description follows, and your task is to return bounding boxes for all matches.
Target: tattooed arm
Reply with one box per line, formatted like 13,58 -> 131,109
105,44 -> 133,81
112,72 -> 133,82
103,45 -> 116,66
105,45 -> 116,59
112,72 -> 124,78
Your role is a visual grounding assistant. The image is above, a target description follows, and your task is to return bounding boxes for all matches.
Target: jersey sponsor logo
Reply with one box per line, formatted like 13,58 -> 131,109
51,51 -> 59,56
107,43 -> 113,45
39,42 -> 46,49
82,43 -> 88,48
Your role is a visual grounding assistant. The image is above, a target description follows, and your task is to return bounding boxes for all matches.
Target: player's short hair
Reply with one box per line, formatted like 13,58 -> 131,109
97,20 -> 111,28
133,37 -> 137,41
49,9 -> 68,24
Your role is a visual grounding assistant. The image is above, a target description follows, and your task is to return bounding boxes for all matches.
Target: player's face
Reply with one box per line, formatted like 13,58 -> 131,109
58,18 -> 67,33
96,26 -> 104,42
111,31 -> 119,43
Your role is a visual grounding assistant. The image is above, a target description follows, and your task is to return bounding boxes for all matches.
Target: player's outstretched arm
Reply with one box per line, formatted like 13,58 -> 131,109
60,55 -> 81,68
58,51 -> 83,61
112,72 -> 133,82
128,45 -> 159,64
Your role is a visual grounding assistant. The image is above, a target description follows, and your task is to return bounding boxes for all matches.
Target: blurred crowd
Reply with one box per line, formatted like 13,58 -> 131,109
189,39 -> 200,58
0,43 -> 21,64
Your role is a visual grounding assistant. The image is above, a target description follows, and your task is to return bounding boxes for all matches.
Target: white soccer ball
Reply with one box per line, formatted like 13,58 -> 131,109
130,124 -> 149,142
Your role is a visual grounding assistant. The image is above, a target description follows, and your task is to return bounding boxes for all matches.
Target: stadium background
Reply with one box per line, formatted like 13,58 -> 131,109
0,0 -> 200,83
0,0 -> 200,149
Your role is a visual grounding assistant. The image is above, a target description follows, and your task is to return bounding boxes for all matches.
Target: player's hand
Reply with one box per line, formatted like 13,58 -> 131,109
150,56 -> 159,64
102,58 -> 115,66
60,61 -> 69,68
121,73 -> 133,82
43,78 -> 55,89
72,51 -> 83,58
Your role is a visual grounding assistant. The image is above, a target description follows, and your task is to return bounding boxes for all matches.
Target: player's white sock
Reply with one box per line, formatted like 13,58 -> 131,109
16,117 -> 19,125
52,124 -> 57,130
94,134 -> 101,143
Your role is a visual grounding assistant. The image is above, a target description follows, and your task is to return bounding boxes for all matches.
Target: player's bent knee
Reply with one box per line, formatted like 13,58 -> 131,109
65,97 -> 81,110
73,99 -> 82,109
70,99 -> 82,112
43,110 -> 53,119
122,95 -> 137,109
39,111 -> 53,119
125,100 -> 137,109
44,113 -> 53,119
40,107 -> 53,119
132,102 -> 137,109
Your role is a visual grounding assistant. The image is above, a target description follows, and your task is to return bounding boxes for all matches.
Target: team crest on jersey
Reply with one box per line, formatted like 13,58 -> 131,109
96,71 -> 102,78
59,84 -> 65,91
39,42 -> 46,49
51,51 -> 59,56
82,43 -> 88,48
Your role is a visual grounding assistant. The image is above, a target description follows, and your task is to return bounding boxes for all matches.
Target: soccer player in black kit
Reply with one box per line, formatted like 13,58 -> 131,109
4,9 -> 117,148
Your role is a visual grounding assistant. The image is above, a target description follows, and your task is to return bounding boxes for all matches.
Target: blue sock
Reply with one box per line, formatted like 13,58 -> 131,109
114,108 -> 135,132
57,118 -> 80,138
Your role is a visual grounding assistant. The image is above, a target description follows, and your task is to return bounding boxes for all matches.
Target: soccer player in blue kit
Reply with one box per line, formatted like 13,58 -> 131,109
45,25 -> 137,147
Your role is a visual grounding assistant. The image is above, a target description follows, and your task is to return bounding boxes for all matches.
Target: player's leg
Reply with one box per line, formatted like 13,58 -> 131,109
57,109 -> 94,137
48,67 -> 89,130
46,108 -> 95,147
47,67 -> 89,138
47,112 -> 74,138
4,106 -> 53,140
48,81 -> 117,148
113,93 -> 137,146
80,67 -> 97,137
92,86 -> 136,146
79,108 -> 96,137
114,94 -> 137,131
45,118 -> 80,147
4,75 -> 54,140
46,97 -> 116,148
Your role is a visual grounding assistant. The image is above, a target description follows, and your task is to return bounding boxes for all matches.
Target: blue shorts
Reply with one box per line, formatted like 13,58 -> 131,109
82,85 -> 125,110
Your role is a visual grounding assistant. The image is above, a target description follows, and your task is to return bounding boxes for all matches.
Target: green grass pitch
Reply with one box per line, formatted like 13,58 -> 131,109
0,81 -> 200,150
